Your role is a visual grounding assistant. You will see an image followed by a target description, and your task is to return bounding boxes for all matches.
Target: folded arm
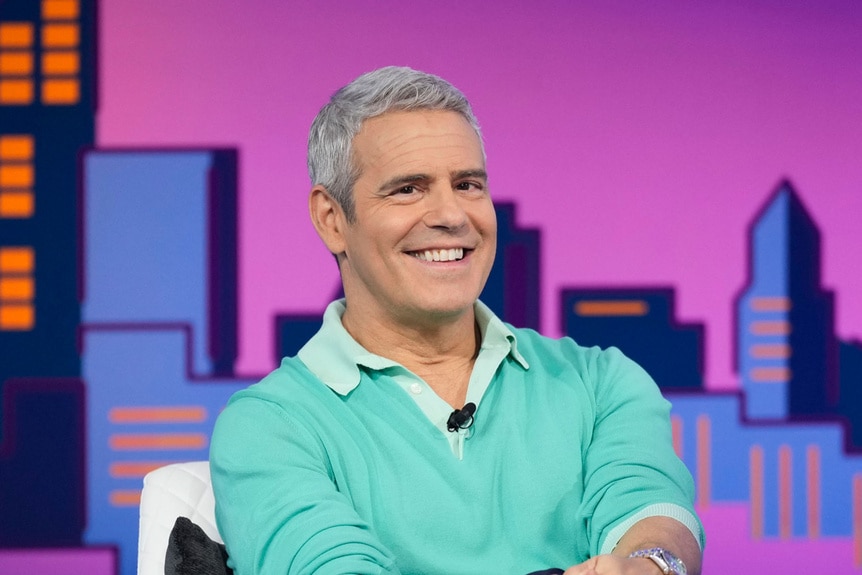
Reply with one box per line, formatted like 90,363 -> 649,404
563,515 -> 701,574
210,395 -> 400,575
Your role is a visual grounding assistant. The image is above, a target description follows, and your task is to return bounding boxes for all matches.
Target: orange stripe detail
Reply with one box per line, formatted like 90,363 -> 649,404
109,433 -> 207,451
854,475 -> 862,569
696,415 -> 711,508
0,53 -> 34,75
751,297 -> 791,312
42,78 -> 79,104
109,461 -> 174,478
751,320 -> 791,335
0,24 -> 34,48
0,79 -> 34,104
750,343 -> 791,359
41,24 -> 79,47
109,406 -> 207,424
42,0 -> 80,19
0,304 -> 34,330
0,135 -> 34,160
779,444 -> 792,539
671,415 -> 683,459
574,300 -> 649,317
750,367 -> 791,383
0,192 -> 34,218
0,247 -> 34,273
750,445 -> 764,539
807,445 -> 820,539
42,51 -> 79,74
0,165 -> 34,188
109,490 -> 141,507
0,277 -> 34,300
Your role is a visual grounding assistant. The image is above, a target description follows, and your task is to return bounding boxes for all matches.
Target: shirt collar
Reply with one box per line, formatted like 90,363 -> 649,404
296,299 -> 529,396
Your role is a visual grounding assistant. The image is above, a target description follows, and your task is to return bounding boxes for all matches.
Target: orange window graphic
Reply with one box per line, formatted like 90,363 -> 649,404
0,164 -> 34,187
0,247 -> 34,273
0,79 -> 34,104
0,24 -> 34,48
42,0 -> 81,20
0,192 -> 33,218
0,135 -> 34,159
0,277 -> 34,300
574,300 -> 649,317
42,78 -> 79,104
41,24 -> 79,48
0,53 -> 34,75
42,51 -> 79,75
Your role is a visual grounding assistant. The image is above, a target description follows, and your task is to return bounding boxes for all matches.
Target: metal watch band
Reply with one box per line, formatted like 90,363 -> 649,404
628,547 -> 687,575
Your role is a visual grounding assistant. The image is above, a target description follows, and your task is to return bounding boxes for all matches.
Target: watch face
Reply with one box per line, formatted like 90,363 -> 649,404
658,549 -> 687,575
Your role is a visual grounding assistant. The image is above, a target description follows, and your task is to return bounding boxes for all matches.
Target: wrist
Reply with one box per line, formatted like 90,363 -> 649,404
628,547 -> 687,575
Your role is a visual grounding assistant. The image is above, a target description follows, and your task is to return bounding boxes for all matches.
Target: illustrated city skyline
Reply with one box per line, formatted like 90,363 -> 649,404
3,147 -> 862,574
3,1 -> 862,573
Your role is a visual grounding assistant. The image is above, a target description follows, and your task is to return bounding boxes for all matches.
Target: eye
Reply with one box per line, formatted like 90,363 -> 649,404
455,181 -> 484,192
395,185 -> 417,195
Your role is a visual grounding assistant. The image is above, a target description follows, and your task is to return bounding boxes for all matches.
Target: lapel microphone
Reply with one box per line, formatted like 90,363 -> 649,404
447,402 -> 476,432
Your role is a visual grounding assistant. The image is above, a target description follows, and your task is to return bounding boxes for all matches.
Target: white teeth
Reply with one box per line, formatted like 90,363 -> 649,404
412,248 -> 464,262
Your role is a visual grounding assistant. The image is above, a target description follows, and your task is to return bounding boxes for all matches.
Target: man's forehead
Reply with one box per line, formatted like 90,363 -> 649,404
354,110 -> 482,158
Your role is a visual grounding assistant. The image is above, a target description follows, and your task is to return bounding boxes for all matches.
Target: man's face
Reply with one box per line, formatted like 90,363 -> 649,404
335,109 -> 497,327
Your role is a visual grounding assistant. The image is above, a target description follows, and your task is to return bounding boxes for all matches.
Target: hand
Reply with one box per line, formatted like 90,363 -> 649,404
563,555 -> 663,575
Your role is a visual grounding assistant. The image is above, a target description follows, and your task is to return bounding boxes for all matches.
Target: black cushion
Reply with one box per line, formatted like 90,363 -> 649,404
165,516 -> 233,575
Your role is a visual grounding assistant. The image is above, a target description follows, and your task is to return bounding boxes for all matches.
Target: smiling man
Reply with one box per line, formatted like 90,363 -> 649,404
211,67 -> 704,575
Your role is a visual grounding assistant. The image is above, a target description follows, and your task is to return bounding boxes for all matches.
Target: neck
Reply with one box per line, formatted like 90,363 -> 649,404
341,303 -> 480,407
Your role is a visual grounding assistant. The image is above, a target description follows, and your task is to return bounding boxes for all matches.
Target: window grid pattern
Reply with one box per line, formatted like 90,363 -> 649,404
41,0 -> 81,105
0,22 -> 35,105
0,134 -> 35,218
0,246 -> 35,330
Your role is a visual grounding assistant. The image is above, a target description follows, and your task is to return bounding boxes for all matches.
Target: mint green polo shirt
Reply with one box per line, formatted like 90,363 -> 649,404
211,300 -> 702,575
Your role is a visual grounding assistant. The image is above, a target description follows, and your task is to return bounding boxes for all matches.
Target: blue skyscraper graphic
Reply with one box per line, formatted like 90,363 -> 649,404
736,181 -> 837,420
80,149 -> 255,575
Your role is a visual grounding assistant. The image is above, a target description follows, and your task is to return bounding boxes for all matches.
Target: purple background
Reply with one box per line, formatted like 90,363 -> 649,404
98,0 -> 862,391
84,1 -> 862,571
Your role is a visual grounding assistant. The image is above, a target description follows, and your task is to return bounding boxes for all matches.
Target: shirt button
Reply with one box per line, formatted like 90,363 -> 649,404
409,383 -> 423,395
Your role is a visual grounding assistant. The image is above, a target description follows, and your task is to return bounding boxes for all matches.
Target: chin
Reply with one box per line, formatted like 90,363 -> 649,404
417,298 -> 477,320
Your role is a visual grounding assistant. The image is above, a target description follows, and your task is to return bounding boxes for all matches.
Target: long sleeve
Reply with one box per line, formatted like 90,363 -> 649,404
210,393 -> 401,575
575,345 -> 702,557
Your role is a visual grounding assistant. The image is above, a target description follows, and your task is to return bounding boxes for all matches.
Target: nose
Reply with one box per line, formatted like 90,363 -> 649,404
423,186 -> 468,231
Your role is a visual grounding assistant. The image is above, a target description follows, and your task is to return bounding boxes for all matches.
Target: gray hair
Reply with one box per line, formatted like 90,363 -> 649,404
307,66 -> 483,221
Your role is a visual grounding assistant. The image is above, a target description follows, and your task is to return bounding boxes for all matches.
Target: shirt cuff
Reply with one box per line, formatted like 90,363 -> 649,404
599,502 -> 704,555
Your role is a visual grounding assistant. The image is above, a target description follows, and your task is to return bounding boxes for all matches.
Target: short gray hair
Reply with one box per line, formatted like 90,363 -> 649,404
307,66 -> 483,221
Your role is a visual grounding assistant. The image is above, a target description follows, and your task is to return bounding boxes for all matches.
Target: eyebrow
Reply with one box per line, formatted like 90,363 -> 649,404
377,173 -> 430,193
377,169 -> 488,193
453,169 -> 488,182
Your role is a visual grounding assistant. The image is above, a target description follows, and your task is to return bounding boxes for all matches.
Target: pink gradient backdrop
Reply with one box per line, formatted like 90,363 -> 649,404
95,1 -> 862,571
98,1 -> 862,388
0,548 -> 115,575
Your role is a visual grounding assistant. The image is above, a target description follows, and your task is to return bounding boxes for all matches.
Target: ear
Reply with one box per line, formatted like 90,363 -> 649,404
309,185 -> 348,256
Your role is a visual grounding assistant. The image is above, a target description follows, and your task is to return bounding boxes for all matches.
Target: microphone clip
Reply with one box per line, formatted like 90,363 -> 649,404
447,402 -> 476,432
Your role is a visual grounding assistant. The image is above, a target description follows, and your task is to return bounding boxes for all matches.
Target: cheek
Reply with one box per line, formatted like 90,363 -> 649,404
480,205 -> 498,235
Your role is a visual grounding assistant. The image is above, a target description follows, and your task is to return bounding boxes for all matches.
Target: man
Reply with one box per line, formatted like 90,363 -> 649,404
211,66 -> 703,574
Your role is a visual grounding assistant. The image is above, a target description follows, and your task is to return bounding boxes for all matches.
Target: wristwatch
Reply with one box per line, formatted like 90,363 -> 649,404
628,547 -> 687,575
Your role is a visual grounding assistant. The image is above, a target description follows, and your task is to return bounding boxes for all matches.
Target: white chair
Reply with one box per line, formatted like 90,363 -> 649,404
137,461 -> 223,575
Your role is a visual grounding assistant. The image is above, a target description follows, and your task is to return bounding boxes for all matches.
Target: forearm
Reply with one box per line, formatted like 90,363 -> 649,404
611,516 -> 702,575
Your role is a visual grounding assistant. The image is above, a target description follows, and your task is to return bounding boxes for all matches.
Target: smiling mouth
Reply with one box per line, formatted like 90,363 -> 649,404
409,248 -> 465,262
